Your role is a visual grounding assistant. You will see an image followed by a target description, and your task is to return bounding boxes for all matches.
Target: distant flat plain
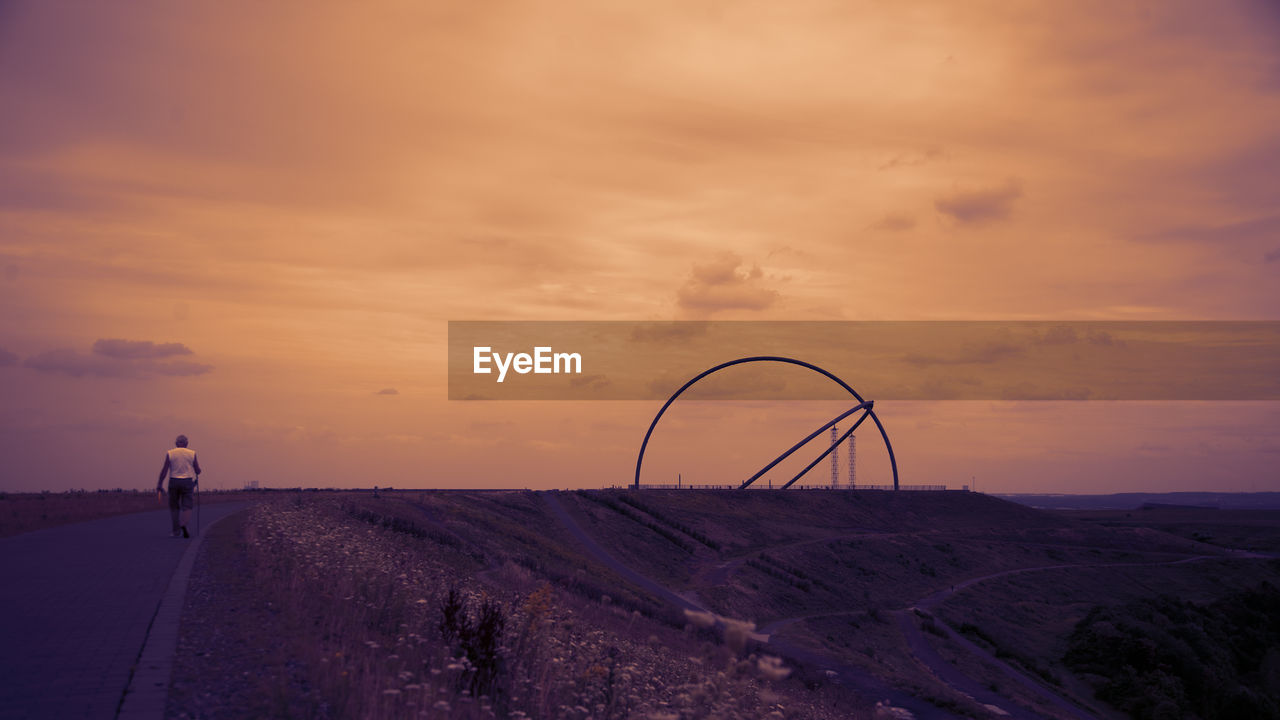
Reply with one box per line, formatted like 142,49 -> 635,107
0,489 -> 261,537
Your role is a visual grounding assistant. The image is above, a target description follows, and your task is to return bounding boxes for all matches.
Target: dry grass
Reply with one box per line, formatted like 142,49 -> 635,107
175,493 -> 868,719
166,488 -> 1275,719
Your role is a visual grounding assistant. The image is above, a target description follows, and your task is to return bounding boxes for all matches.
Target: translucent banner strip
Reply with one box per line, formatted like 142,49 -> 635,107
447,321 -> 1280,400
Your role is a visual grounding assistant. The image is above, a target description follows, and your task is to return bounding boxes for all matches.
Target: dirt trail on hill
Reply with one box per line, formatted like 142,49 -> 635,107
892,610 -> 1048,720
914,555 -> 1214,612
894,609 -> 1092,720
542,492 -> 965,720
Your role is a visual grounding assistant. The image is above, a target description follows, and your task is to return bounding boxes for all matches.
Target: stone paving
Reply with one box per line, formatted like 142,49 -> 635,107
0,503 -> 245,720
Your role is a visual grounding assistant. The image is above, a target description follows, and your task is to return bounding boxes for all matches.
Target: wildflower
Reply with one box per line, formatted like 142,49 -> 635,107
433,700 -> 451,711
757,655 -> 791,681
874,701 -> 917,719
683,609 -> 717,629
722,618 -> 756,654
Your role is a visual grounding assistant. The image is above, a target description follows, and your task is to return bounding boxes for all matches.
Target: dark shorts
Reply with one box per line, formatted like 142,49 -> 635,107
168,477 -> 196,511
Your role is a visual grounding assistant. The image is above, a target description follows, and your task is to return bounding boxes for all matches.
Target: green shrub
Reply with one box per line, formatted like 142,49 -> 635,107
1064,582 -> 1280,720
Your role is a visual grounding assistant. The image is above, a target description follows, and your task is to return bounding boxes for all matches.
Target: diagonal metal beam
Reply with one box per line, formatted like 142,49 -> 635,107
778,406 -> 872,490
738,401 -> 872,490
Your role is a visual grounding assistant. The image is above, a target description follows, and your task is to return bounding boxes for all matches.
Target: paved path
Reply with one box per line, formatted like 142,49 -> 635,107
892,610 -> 1047,720
0,504 -> 246,720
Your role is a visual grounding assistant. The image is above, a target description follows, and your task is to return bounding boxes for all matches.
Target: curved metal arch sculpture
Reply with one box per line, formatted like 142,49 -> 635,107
633,356 -> 899,490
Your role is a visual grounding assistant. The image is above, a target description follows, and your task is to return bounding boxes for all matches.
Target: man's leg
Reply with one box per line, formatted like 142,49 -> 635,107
167,482 -> 181,536
177,479 -> 194,537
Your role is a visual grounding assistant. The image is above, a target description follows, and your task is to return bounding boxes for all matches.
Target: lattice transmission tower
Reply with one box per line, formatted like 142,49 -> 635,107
830,426 -> 839,487
847,433 -> 856,488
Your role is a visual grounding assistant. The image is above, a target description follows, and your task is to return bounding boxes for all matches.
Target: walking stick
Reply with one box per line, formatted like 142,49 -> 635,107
195,475 -> 201,537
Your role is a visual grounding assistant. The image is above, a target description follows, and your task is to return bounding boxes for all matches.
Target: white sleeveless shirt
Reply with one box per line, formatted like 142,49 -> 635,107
167,447 -> 198,479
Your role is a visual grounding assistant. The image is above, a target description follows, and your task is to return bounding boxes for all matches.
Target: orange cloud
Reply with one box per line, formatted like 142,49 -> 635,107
677,253 -> 779,315
0,0 -> 1278,492
934,179 -> 1023,225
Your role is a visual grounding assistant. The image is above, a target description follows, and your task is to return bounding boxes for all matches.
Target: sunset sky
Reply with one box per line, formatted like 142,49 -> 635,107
2,1 -> 1278,493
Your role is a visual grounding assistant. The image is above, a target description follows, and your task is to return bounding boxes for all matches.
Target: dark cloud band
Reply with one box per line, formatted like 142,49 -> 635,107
23,339 -> 212,379
92,338 -> 193,359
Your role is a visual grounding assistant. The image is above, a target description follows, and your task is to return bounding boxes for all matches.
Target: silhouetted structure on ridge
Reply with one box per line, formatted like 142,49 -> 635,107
634,356 -> 898,490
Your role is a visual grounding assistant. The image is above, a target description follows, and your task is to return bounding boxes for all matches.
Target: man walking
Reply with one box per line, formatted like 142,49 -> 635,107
157,434 -> 201,538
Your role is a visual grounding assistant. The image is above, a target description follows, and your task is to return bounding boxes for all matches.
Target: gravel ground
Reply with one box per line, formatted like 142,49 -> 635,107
166,512 -> 328,719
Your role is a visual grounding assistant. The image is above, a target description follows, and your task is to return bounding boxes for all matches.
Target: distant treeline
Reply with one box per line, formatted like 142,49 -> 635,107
1064,579 -> 1280,720
1000,491 -> 1280,510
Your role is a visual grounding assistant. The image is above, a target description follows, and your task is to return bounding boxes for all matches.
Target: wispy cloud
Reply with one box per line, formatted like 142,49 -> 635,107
934,179 -> 1023,225
92,338 -> 193,360
870,212 -> 916,232
1036,326 -> 1117,346
676,253 -> 779,316
904,341 -> 1024,367
878,145 -> 944,171
567,374 -> 611,390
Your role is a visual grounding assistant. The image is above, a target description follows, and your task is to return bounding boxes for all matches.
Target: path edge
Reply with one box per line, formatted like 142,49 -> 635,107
116,507 -> 246,720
